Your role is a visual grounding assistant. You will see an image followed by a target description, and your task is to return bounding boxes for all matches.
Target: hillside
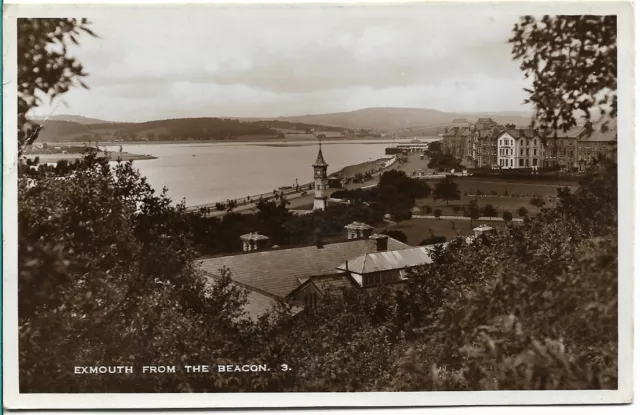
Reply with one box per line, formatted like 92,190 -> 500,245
268,107 -> 535,132
29,114 -> 114,125
35,118 -> 284,143
34,107 -> 538,142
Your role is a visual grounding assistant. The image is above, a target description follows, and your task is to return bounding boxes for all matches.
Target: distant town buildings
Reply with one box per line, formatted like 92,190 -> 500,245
441,117 -> 617,170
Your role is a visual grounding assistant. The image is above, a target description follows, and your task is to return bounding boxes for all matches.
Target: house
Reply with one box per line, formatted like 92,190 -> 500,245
335,244 -> 447,288
198,222 -> 411,319
496,129 -> 544,169
395,138 -> 431,152
576,119 -> 617,170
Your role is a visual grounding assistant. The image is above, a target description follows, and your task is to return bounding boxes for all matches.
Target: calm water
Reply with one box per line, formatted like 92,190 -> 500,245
104,139 -> 437,206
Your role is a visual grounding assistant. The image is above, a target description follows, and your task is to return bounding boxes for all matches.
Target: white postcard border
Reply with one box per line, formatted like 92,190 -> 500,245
2,0 -> 635,409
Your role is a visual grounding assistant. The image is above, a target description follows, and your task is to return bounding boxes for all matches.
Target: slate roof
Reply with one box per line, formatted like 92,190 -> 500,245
505,129 -> 538,139
201,273 -> 302,322
580,119 -> 617,142
198,238 -> 409,298
336,244 -> 447,274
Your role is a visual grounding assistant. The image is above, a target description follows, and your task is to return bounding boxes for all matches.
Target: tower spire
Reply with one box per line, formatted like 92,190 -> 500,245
313,139 -> 328,167
312,138 -> 329,211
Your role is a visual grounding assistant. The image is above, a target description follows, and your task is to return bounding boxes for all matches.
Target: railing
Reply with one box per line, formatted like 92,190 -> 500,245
187,182 -> 315,212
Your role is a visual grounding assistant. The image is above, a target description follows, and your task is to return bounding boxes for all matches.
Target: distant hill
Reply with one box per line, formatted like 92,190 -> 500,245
35,117 -> 359,143
29,114 -> 114,125
261,107 -> 535,133
34,107 -> 539,142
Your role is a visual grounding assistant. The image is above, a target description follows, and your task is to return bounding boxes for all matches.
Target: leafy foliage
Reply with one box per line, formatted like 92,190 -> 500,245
509,16 -> 617,133
18,151 -> 257,392
530,195 -> 547,211
463,199 -> 481,229
433,176 -> 461,206
483,204 -> 498,218
517,206 -> 529,217
393,160 -> 618,390
382,230 -> 408,243
18,18 -> 96,153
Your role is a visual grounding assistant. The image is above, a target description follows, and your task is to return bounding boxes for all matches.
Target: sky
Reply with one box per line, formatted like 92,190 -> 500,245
29,4 -> 535,122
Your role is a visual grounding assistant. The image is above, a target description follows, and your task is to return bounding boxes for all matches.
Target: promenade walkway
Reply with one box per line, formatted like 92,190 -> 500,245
412,215 -> 524,222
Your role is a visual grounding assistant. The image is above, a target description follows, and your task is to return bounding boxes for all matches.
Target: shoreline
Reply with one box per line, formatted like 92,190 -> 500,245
46,137 -> 438,147
186,155 -> 398,214
24,151 -> 157,163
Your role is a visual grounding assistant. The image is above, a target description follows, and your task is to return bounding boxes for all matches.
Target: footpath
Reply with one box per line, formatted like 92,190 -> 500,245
412,215 -> 524,222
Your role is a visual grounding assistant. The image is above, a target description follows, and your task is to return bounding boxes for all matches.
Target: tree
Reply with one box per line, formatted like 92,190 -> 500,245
18,18 -> 96,154
434,209 -> 442,219
483,204 -> 498,219
393,161 -> 618,391
530,195 -> 547,212
463,200 -> 481,229
433,176 -> 460,206
509,16 -> 617,134
422,205 -> 433,215
18,152 -> 255,392
419,236 -> 447,245
517,206 -> 529,217
382,230 -> 408,243
502,211 -> 513,222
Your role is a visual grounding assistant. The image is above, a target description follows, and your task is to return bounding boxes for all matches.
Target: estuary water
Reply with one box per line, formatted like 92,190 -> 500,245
104,139 -> 437,206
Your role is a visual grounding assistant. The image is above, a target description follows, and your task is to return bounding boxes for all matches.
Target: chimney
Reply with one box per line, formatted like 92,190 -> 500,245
368,234 -> 389,252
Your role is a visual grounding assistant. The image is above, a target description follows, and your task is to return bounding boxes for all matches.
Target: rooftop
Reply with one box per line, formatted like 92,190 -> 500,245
336,244 -> 447,275
199,237 -> 409,298
344,221 -> 374,231
313,144 -> 328,167
202,273 -> 303,322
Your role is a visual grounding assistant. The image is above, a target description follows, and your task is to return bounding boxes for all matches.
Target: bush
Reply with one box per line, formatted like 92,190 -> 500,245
502,211 -> 513,222
422,205 -> 433,214
483,204 -> 498,218
434,209 -> 442,219
517,206 -> 529,217
419,236 -> 447,245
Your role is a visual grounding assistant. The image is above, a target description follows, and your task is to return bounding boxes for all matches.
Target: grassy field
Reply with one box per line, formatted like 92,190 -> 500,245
416,177 -> 574,217
376,217 -> 511,246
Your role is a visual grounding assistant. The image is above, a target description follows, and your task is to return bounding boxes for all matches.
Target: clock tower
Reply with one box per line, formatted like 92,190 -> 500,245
312,141 -> 329,211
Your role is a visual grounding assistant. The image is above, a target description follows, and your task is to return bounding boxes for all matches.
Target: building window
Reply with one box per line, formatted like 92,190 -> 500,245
534,148 -> 537,156
533,158 -> 538,166
510,159 -> 513,167
519,159 -> 524,167
520,140 -> 523,146
520,148 -> 523,156
534,139 -> 537,146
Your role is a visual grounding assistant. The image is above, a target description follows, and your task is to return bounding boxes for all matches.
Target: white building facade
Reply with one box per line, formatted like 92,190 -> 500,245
497,131 -> 517,169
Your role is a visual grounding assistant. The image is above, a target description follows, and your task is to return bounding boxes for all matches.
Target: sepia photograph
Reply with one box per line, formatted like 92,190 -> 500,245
2,0 -> 634,409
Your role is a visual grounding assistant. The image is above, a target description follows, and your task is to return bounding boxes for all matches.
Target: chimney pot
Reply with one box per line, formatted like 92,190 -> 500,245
368,233 -> 389,252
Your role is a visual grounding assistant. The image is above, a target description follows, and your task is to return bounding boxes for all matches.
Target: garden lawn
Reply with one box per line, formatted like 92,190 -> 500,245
376,218 -> 510,246
416,178 -> 573,217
